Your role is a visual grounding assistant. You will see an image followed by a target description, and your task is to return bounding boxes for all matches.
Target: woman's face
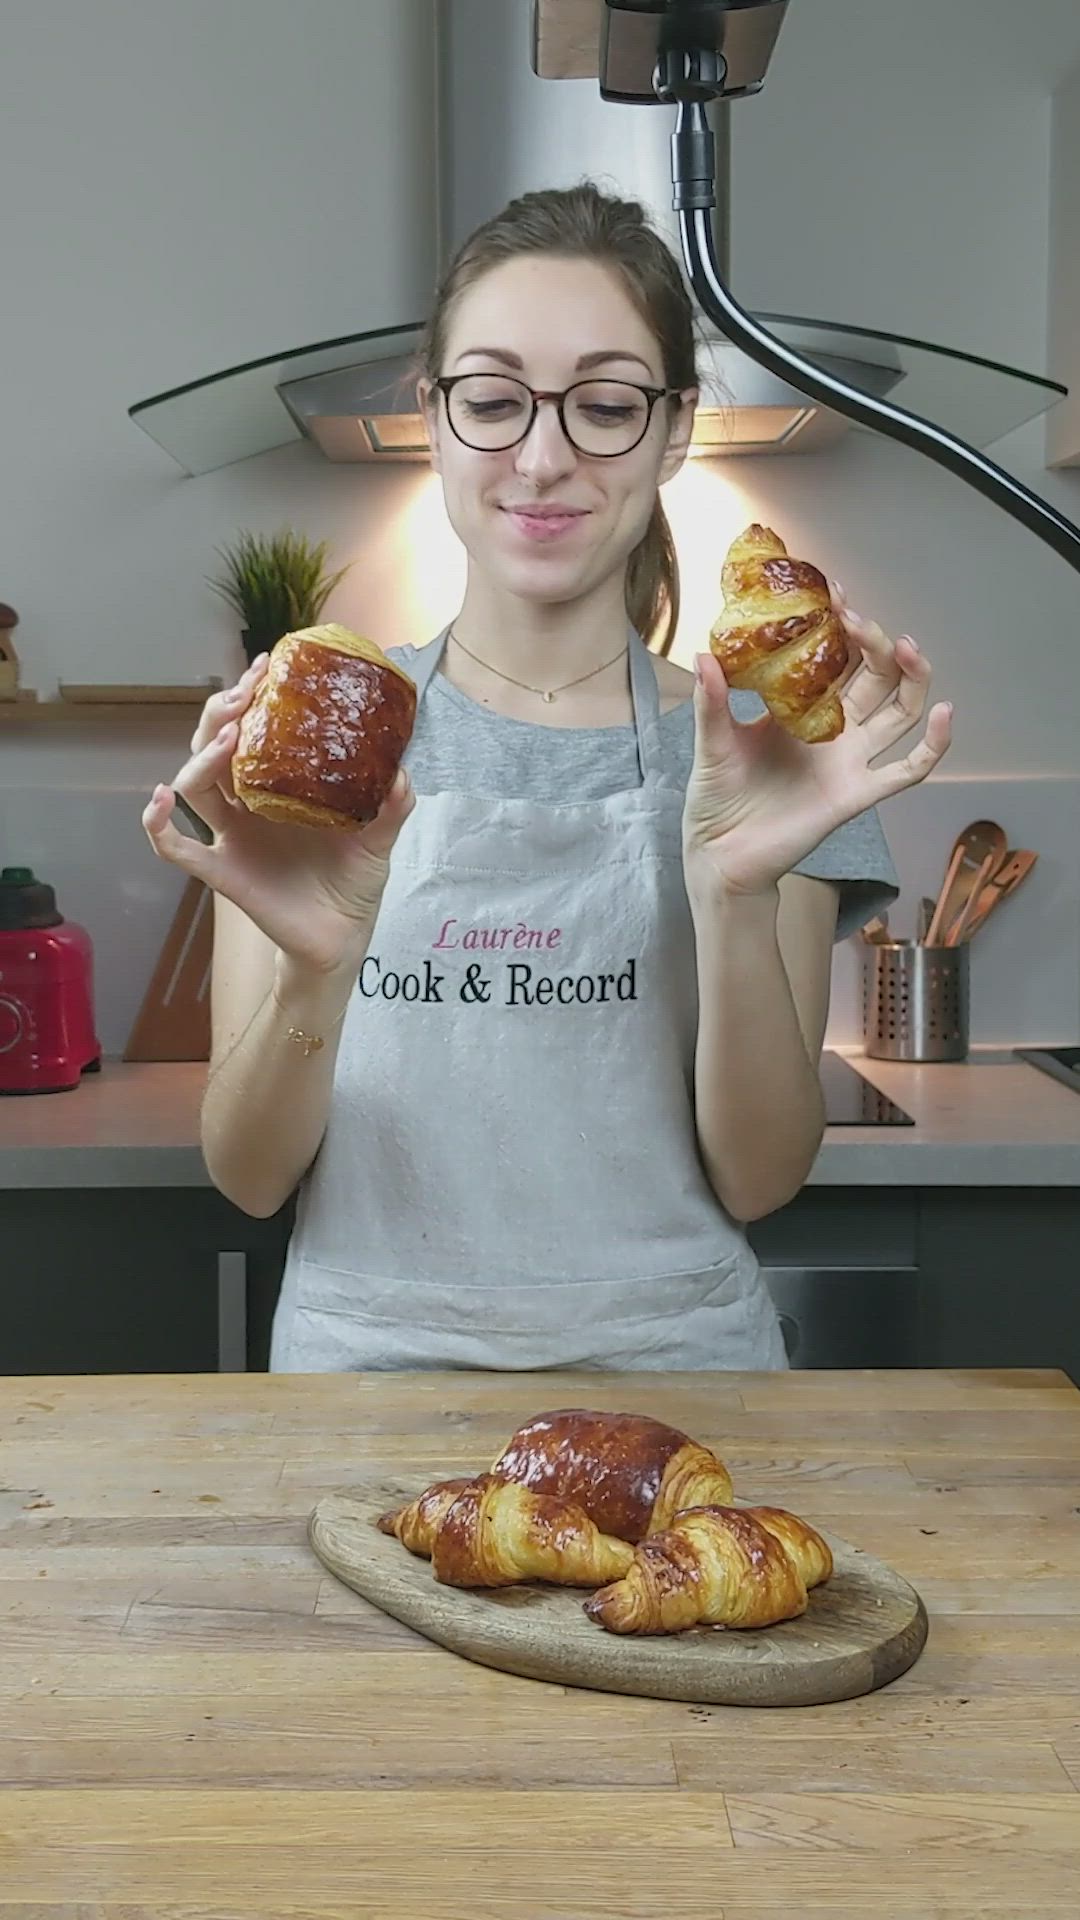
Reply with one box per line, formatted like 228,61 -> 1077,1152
420,255 -> 696,611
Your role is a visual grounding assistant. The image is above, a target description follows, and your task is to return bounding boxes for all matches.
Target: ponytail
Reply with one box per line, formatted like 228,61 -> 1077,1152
626,495 -> 680,656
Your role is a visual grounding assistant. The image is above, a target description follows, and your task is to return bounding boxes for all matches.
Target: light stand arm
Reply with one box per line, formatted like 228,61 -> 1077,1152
669,91 -> 1080,577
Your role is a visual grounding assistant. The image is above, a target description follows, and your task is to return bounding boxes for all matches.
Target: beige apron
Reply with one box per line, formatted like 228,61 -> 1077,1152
269,627 -> 787,1373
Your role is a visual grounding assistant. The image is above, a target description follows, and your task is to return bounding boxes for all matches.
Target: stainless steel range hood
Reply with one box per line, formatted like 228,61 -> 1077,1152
128,0 -> 1066,475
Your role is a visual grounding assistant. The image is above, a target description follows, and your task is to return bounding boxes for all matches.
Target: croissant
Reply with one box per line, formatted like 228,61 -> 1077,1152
378,1474 -> 633,1590
709,524 -> 849,742
585,1504 -> 833,1635
376,1477 -> 475,1556
233,623 -> 417,829
487,1408 -> 734,1543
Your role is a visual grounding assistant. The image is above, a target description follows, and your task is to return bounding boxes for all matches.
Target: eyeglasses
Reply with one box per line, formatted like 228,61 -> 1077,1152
433,374 -> 681,458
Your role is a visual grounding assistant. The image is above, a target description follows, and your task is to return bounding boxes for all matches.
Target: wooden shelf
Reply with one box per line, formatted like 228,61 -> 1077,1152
0,683 -> 222,725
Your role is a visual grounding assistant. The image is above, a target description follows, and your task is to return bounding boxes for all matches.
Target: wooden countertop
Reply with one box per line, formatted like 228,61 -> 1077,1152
2,1050 -> 1079,1188
3,1368 -> 1079,1913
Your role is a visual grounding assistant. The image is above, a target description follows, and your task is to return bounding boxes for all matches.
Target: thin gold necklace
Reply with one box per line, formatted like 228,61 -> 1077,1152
447,625 -> 628,705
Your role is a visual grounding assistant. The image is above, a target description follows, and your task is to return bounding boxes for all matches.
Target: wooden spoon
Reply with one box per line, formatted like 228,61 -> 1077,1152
860,914 -> 891,944
943,852 -> 996,947
949,849 -> 1038,943
924,819 -> 1007,946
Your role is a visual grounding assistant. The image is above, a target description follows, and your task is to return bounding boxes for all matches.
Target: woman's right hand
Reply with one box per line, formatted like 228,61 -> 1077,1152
141,656 -> 416,973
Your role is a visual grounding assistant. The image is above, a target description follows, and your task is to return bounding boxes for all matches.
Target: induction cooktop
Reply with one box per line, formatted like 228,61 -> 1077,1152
819,1050 -> 915,1127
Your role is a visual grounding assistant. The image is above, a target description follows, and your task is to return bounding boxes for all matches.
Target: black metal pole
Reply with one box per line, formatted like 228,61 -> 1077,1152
670,95 -> 1080,578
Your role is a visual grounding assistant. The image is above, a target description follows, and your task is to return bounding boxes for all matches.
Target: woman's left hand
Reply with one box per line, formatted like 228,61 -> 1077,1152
682,586 -> 953,897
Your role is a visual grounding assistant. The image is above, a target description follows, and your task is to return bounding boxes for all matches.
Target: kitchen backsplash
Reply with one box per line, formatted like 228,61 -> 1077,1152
828,774 -> 1080,1047
1,770 -> 1077,1055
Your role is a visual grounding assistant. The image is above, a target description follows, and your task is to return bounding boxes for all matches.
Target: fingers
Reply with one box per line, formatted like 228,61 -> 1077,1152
860,633 -> 933,753
871,700 -> 954,801
172,790 -> 215,846
190,654 -> 269,763
148,718 -> 237,860
828,587 -> 953,792
838,607 -> 903,725
163,719 -> 242,843
692,652 -> 738,758
142,783 -> 220,880
840,603 -> 940,755
359,765 -> 416,860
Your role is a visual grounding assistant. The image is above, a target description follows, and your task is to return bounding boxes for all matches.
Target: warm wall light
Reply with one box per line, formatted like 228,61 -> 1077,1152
354,458 -> 770,659
689,404 -> 818,454
303,379 -> 835,464
343,401 -> 830,462
387,469 -> 467,635
360,413 -> 429,455
661,461 -> 755,667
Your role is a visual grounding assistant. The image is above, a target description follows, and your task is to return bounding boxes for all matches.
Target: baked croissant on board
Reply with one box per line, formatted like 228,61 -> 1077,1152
486,1408 -> 734,1542
377,1408 -> 733,1590
377,1474 -> 633,1590
709,523 -> 850,743
585,1504 -> 834,1635
233,622 -> 417,830
374,1407 -> 833,1628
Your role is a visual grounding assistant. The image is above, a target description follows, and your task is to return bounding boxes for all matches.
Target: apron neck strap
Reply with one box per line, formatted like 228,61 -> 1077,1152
626,625 -> 664,786
410,629 -> 452,701
411,623 -> 664,788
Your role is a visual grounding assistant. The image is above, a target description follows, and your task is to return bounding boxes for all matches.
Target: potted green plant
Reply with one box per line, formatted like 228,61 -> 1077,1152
208,529 -> 350,665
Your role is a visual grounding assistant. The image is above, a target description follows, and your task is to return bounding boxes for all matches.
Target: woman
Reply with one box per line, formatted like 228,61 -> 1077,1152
144,184 -> 951,1373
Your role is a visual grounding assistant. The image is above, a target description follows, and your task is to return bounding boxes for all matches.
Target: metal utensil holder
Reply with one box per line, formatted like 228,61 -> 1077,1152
862,940 -> 970,1062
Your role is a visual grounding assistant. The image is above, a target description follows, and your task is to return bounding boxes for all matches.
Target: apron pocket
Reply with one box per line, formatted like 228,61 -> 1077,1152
276,1251 -> 780,1374
275,1248 -> 786,1372
292,1252 -> 751,1337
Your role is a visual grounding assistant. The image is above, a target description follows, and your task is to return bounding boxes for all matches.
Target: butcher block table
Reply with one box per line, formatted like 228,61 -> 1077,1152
3,1368 -> 1079,1917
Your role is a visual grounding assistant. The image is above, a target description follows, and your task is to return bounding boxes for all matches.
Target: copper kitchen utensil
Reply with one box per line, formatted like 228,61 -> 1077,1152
943,852 -> 996,947
950,849 -> 1038,943
924,819 -> 1007,946
924,844 -> 965,947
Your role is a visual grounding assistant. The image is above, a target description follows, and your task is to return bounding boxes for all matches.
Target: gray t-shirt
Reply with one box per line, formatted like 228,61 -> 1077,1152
391,642 -> 898,942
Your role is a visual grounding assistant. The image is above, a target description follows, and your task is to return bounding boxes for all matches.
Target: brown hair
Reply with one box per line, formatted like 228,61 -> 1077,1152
419,182 -> 698,654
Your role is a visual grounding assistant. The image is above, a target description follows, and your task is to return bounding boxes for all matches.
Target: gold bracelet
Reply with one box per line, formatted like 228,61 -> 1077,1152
272,987 -> 350,1059
285,1025 -> 327,1057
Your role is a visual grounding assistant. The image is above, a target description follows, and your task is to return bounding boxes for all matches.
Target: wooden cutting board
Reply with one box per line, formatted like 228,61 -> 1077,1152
309,1476 -> 929,1709
123,878 -> 212,1062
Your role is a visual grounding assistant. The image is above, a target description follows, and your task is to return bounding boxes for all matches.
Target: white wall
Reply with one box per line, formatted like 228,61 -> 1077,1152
3,0 -> 1079,1053
720,0 -> 1080,775
1047,56 -> 1080,466
727,0 -> 1078,366
0,0 -> 449,1054
0,0 -> 440,704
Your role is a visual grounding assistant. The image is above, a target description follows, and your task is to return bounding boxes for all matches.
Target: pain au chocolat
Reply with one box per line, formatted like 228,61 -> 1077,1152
233,624 -> 417,830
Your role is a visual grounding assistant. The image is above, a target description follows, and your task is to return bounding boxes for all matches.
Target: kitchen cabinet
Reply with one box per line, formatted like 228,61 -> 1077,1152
2,1181 -> 1077,1382
915,1187 -> 1080,1369
753,1187 -> 919,1367
0,1187 -> 292,1375
2,1058 -> 1078,1379
753,1187 -> 1080,1382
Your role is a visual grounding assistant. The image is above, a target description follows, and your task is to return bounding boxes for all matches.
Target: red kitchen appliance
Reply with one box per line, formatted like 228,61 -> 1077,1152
0,866 -> 101,1093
